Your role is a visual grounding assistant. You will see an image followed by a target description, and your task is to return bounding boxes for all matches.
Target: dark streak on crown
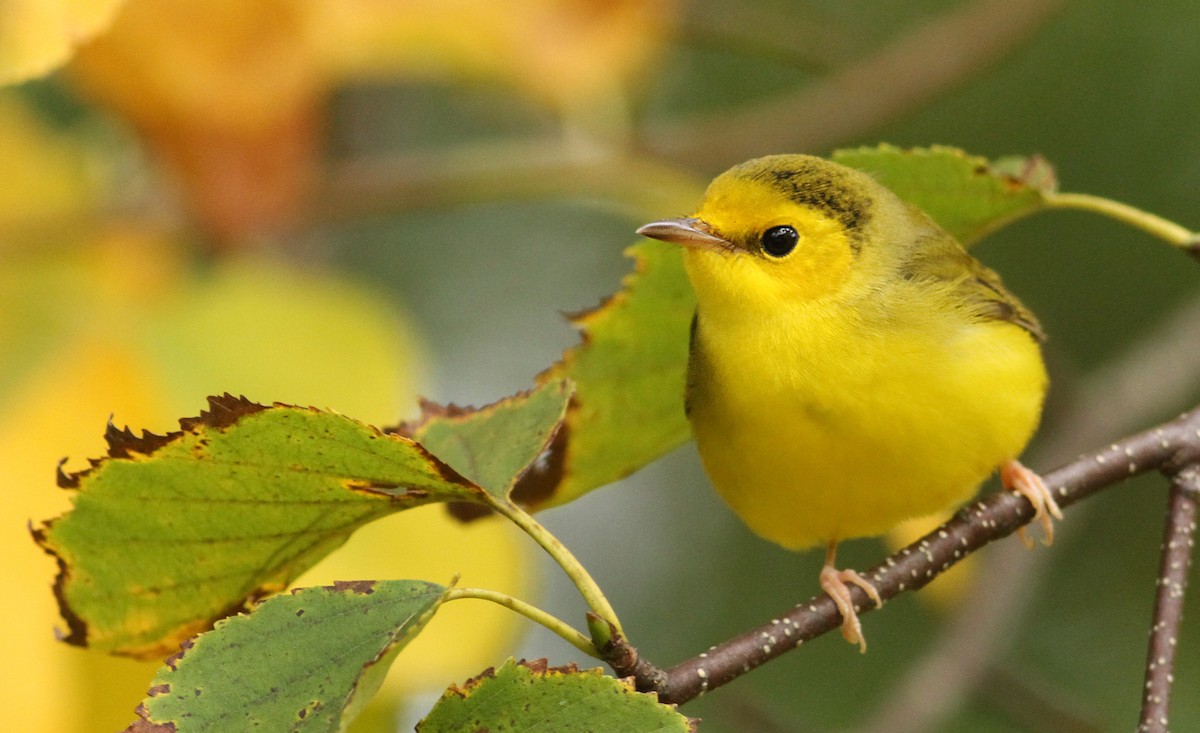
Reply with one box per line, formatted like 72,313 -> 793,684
750,161 -> 872,253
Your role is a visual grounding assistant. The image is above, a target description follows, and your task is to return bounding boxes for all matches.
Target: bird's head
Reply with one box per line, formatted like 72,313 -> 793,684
639,154 -> 897,316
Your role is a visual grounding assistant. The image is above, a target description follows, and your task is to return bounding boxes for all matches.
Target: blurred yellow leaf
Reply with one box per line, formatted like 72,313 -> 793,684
308,0 -> 679,120
138,255 -> 426,422
0,95 -> 99,237
69,0 -> 323,241
0,0 -> 124,84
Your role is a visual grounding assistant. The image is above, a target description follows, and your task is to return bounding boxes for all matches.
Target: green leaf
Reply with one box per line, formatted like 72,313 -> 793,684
417,658 -> 696,733
35,395 -> 482,658
399,380 -> 572,500
832,144 -> 1057,244
526,240 -> 695,510
126,580 -> 448,733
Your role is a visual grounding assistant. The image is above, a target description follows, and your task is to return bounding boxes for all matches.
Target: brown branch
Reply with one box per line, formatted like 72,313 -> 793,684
603,405 -> 1200,706
1138,462 -> 1199,733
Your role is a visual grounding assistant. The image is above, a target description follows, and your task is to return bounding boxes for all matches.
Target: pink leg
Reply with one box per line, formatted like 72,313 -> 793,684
819,542 -> 883,653
1001,459 -> 1063,547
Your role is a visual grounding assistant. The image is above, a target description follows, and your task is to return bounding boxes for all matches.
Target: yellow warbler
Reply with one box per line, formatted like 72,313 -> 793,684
638,154 -> 1060,651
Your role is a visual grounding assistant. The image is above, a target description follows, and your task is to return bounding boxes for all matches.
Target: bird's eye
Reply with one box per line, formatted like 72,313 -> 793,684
760,225 -> 799,258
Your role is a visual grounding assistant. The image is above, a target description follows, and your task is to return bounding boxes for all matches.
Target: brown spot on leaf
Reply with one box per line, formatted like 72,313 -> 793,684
57,396 -> 272,490
29,527 -> 89,647
457,664 -> 499,692
518,657 -> 582,676
508,418 -> 568,512
105,420 -> 176,459
164,639 -> 194,671
442,400 -> 570,524
343,480 -> 437,503
180,393 -> 268,431
147,684 -> 171,697
124,703 -> 177,733
387,398 -> 476,437
55,458 -> 79,489
446,502 -> 494,522
332,580 -> 377,595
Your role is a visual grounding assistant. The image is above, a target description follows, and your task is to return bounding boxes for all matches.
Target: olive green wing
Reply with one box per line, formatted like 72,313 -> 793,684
965,259 -> 1045,341
902,220 -> 1045,342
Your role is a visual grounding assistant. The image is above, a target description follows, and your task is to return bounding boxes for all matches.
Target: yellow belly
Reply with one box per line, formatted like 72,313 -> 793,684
687,314 -> 1046,551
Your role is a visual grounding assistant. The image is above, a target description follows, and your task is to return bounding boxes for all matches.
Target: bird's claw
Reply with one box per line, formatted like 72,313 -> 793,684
1002,459 -> 1062,547
819,548 -> 882,653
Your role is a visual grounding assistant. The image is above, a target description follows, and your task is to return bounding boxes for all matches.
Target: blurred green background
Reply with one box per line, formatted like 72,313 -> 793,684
4,0 -> 1199,731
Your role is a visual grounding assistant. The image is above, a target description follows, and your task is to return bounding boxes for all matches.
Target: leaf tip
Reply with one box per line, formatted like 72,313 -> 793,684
55,457 -> 79,489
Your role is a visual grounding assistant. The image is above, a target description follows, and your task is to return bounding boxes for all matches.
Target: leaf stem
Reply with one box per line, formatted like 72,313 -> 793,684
1044,192 -> 1197,248
444,587 -> 600,659
489,499 -> 624,641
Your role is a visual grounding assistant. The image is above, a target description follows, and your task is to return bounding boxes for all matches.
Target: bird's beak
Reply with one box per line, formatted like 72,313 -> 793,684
636,218 -> 731,253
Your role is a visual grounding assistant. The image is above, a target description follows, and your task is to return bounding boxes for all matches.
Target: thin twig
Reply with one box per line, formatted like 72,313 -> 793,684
490,499 -> 625,643
444,587 -> 599,658
604,406 -> 1200,705
1045,192 -> 1197,249
1137,463 -> 1199,733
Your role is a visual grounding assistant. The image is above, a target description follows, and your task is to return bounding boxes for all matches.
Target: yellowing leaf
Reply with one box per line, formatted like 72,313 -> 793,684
0,0 -> 124,84
35,396 -> 482,658
35,381 -> 566,659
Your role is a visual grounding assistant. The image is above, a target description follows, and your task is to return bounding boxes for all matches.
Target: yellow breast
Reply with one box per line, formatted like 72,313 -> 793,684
685,258 -> 1046,550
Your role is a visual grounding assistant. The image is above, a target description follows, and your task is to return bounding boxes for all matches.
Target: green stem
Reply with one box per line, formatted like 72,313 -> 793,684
489,499 -> 624,640
445,587 -> 600,659
1045,192 -> 1197,247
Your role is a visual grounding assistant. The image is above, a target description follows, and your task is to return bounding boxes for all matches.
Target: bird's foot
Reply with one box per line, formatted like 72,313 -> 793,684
1001,459 -> 1063,548
820,544 -> 883,654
